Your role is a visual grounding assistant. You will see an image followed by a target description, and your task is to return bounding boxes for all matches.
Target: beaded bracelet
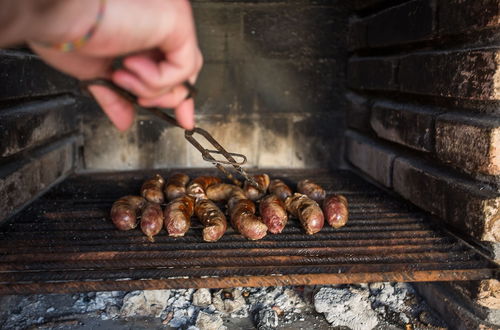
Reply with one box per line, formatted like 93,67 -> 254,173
42,0 -> 106,52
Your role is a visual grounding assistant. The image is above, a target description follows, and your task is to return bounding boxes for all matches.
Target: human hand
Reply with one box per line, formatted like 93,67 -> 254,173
28,0 -> 202,131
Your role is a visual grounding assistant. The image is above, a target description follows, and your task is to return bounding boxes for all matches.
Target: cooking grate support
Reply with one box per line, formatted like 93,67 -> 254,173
0,169 -> 497,294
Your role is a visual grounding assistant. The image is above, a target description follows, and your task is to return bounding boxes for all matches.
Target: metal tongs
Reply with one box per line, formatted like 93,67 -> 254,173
80,78 -> 259,188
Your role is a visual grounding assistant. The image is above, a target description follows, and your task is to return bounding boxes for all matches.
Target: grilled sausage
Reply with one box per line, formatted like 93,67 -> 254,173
195,199 -> 227,242
285,193 -> 324,235
259,194 -> 288,234
110,195 -> 146,230
228,189 -> 267,240
164,195 -> 195,237
187,176 -> 222,200
323,194 -> 348,228
164,173 -> 190,201
140,202 -> 164,242
297,179 -> 326,202
269,179 -> 292,201
230,199 -> 268,240
243,174 -> 270,201
206,183 -> 237,202
141,174 -> 165,204
227,186 -> 247,210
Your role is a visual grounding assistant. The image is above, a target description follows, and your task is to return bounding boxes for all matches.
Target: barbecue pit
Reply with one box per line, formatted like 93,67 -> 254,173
0,0 -> 499,328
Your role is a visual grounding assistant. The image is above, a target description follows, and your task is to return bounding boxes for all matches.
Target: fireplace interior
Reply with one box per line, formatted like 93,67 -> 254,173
0,0 -> 499,329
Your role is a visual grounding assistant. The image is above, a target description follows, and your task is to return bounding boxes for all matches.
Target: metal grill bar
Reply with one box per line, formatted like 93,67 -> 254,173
0,169 -> 497,294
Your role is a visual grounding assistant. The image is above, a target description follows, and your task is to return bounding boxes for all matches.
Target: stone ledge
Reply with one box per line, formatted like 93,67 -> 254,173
0,137 -> 77,224
345,130 -> 397,187
370,101 -> 438,152
436,112 -> 500,176
349,0 -> 435,50
0,96 -> 77,158
393,156 -> 500,243
346,92 -> 372,133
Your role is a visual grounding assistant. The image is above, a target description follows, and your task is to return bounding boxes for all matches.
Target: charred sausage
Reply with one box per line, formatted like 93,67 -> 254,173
228,189 -> 268,240
269,179 -> 292,201
140,202 -> 164,242
259,194 -> 288,234
164,195 -> 195,237
206,183 -> 237,202
141,174 -> 165,204
243,174 -> 270,201
195,199 -> 227,242
110,195 -> 146,230
285,193 -> 324,235
323,194 -> 348,228
297,179 -> 326,202
187,176 -> 222,200
164,173 -> 190,201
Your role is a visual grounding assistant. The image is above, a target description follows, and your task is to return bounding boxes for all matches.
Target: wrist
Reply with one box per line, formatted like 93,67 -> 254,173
28,0 -> 102,47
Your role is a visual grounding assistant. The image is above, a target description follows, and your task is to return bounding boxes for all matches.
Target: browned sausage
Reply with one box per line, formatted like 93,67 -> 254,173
227,186 -> 246,210
297,179 -> 326,202
164,195 -> 195,237
141,174 -> 165,204
164,173 -> 190,201
228,189 -> 267,240
243,174 -> 270,201
259,194 -> 288,234
140,202 -> 164,242
187,176 -> 222,200
285,193 -> 324,235
323,194 -> 348,228
110,195 -> 146,230
230,199 -> 268,240
195,199 -> 227,242
269,179 -> 292,201
206,183 -> 237,202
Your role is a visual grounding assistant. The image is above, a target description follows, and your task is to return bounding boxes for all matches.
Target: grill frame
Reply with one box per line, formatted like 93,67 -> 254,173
0,169 -> 497,294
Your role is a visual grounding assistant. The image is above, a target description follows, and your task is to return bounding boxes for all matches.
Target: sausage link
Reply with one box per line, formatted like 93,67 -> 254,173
141,174 -> 165,204
297,179 -> 326,202
228,189 -> 267,240
259,194 -> 288,234
269,179 -> 292,201
164,173 -> 190,201
323,194 -> 349,228
195,199 -> 227,242
187,176 -> 222,200
285,193 -> 324,235
206,183 -> 237,202
164,195 -> 195,237
110,195 -> 146,230
140,202 -> 164,242
243,174 -> 270,201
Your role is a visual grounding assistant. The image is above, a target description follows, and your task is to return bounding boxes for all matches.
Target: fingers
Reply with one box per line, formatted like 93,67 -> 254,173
112,47 -> 202,98
88,85 -> 135,131
174,98 -> 195,130
111,48 -> 201,130
137,84 -> 195,130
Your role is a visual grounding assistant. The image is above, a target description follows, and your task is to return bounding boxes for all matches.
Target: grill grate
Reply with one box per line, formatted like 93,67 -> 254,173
0,169 -> 497,294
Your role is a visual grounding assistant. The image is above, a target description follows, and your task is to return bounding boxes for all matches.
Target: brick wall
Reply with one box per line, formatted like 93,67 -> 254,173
82,0 -> 350,170
0,49 -> 81,224
345,0 -> 500,327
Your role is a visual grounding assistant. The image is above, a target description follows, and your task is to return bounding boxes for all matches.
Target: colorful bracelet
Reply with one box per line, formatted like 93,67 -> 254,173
42,0 -> 106,52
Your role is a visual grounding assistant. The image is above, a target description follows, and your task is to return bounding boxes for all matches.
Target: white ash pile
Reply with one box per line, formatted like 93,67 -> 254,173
0,283 -> 447,329
314,283 -> 447,330
157,286 -> 307,329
